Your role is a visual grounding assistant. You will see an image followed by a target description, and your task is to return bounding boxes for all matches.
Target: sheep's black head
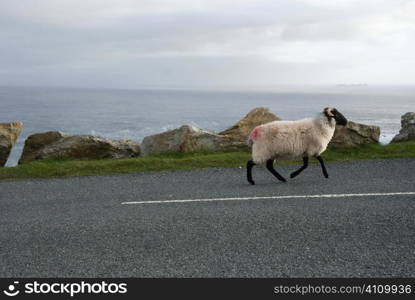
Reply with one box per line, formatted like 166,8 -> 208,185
324,107 -> 348,126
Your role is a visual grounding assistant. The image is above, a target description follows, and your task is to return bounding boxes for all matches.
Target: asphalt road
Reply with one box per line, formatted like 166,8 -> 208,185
1,158 -> 415,277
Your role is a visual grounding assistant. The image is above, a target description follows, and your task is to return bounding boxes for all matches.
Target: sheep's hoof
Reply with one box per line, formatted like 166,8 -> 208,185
290,172 -> 298,178
248,180 -> 255,185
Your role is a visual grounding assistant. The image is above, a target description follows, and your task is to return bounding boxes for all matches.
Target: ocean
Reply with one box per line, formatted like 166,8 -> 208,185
1,85 -> 414,166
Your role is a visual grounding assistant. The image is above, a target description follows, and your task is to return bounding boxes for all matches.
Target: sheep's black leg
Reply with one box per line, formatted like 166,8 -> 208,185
316,155 -> 329,178
247,160 -> 256,185
266,159 -> 287,182
290,156 -> 309,178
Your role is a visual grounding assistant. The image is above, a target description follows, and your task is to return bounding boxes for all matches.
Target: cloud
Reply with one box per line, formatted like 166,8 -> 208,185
0,0 -> 414,87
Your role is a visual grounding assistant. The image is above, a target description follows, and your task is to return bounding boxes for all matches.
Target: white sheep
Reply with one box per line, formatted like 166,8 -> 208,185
246,107 -> 348,185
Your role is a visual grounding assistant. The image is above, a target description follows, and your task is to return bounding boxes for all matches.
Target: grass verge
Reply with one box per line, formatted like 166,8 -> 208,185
1,141 -> 414,181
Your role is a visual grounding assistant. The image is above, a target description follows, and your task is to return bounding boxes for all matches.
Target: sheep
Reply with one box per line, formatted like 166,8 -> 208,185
246,107 -> 347,185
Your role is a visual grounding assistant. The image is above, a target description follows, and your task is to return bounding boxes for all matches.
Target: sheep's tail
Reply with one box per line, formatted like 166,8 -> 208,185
247,135 -> 254,147
247,127 -> 261,147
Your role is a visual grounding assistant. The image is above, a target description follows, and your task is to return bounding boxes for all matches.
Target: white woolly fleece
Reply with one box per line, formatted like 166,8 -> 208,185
248,113 -> 336,164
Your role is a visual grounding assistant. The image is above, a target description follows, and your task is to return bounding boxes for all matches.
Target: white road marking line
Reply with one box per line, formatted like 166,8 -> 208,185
121,192 -> 415,205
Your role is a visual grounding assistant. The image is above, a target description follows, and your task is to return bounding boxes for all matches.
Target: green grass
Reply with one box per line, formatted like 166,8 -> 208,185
1,141 -> 414,181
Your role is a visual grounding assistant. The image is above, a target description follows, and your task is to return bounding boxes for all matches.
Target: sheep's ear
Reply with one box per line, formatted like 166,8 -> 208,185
324,107 -> 334,117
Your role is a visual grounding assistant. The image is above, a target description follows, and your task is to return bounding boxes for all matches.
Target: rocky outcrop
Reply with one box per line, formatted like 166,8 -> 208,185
141,107 -> 280,156
219,107 -> 280,142
141,125 -> 243,156
391,112 -> 415,143
0,121 -> 23,166
19,131 -> 140,164
330,121 -> 380,147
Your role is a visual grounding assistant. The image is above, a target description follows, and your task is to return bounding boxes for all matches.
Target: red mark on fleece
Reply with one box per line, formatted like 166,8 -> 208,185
250,127 -> 262,140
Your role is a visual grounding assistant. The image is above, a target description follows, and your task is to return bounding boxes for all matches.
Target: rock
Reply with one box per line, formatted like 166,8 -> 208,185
19,131 -> 140,164
19,131 -> 69,163
141,108 -> 280,155
141,125 -> 242,156
0,121 -> 23,166
391,112 -> 415,143
219,107 -> 281,142
330,121 -> 380,147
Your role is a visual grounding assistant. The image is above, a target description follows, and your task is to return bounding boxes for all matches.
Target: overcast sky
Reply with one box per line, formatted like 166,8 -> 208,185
1,0 -> 414,88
